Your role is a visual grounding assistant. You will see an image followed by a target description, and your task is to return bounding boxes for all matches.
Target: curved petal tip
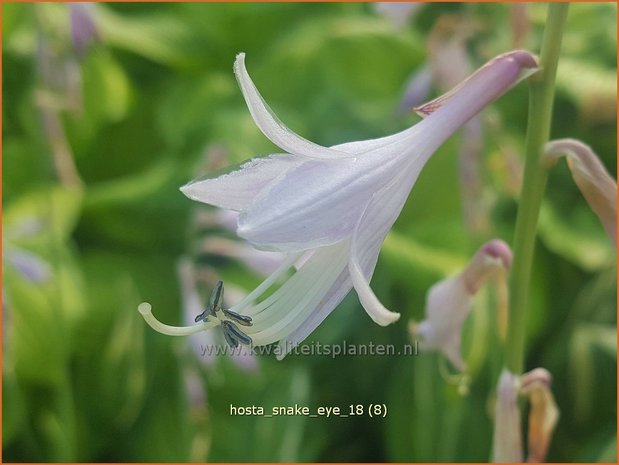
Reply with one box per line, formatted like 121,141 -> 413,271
348,258 -> 400,326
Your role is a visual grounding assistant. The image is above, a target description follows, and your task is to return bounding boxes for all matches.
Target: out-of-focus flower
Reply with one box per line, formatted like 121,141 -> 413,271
194,207 -> 287,276
140,50 -> 537,357
35,6 -> 84,186
426,16 -> 474,91
510,3 -> 531,49
399,16 -> 474,111
3,217 -> 51,284
492,368 -> 559,463
401,15 -> 489,233
374,2 -> 425,29
411,239 -> 512,370
397,64 -> 433,114
5,249 -> 51,283
521,368 -> 559,463
69,3 -> 99,58
3,217 -> 52,355
191,146 -> 288,276
545,139 -> 617,246
200,236 -> 287,276
492,369 -> 523,462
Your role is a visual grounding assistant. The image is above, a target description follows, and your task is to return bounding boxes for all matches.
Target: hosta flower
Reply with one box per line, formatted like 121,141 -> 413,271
411,239 -> 512,370
70,2 -> 98,58
140,50 -> 537,357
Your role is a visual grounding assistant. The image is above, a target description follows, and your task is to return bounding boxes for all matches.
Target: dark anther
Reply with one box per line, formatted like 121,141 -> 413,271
221,322 -> 240,348
223,308 -> 253,327
221,321 -> 253,347
194,280 -> 225,323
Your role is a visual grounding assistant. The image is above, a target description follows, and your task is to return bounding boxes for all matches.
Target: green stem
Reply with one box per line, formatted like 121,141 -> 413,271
506,3 -> 569,374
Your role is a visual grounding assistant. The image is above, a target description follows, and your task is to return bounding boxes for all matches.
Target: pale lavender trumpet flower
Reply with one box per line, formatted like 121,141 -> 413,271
544,139 -> 617,246
411,240 -> 512,370
374,2 -> 425,29
140,51 -> 537,357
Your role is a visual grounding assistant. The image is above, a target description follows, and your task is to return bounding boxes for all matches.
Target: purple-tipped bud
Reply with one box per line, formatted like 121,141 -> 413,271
412,240 -> 512,370
414,50 -> 538,118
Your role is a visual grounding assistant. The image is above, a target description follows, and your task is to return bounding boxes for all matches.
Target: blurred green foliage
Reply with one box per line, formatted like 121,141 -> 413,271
2,2 -> 616,462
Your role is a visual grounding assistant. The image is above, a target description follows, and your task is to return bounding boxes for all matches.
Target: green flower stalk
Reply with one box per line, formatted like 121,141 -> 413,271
506,2 -> 569,375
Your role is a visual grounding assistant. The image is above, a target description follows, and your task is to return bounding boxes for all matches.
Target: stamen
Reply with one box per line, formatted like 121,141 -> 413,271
194,309 -> 212,323
247,243 -> 349,345
227,251 -> 302,313
222,308 -> 253,326
138,302 -> 218,336
221,322 -> 239,348
222,320 -> 253,346
194,280 -> 225,323
209,280 -> 225,312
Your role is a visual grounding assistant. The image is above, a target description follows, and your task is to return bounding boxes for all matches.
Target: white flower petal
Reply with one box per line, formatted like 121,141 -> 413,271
238,154 -> 405,251
349,257 -> 400,326
180,154 -> 301,211
234,53 -> 353,160
348,162 -> 424,326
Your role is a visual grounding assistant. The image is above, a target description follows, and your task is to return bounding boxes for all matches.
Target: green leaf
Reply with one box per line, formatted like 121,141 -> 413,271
81,50 -> 133,125
97,6 -> 197,69
382,230 -> 466,279
5,270 -> 68,385
538,202 -> 614,271
156,73 -> 236,150
2,370 -> 27,447
556,57 -> 617,122
4,186 -> 83,245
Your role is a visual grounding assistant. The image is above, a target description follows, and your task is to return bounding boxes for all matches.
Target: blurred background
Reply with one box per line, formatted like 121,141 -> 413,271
2,2 -> 616,462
